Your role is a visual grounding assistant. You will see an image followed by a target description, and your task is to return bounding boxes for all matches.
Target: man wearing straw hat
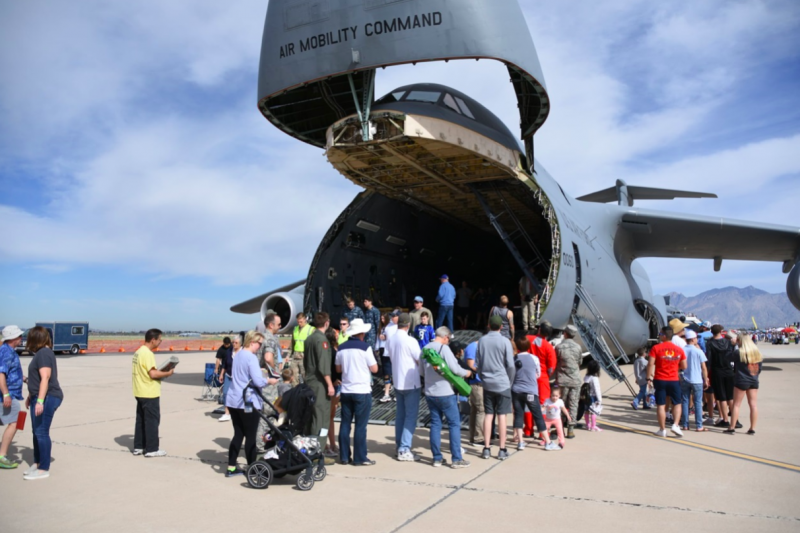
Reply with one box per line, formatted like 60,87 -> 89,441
0,325 -> 25,468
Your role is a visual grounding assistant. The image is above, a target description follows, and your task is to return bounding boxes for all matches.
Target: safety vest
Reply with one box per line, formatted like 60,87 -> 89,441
337,331 -> 350,346
292,324 -> 315,352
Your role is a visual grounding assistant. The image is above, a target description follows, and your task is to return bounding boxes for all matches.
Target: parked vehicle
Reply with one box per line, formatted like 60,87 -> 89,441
18,322 -> 89,355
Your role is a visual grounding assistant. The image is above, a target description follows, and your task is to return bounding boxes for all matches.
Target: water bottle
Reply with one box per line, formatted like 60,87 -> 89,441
244,389 -> 253,413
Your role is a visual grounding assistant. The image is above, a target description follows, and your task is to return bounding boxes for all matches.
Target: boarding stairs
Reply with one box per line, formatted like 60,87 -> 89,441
572,284 -> 636,395
470,185 -> 549,297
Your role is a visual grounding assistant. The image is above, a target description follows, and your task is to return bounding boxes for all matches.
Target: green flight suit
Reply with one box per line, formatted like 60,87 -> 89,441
303,329 -> 332,437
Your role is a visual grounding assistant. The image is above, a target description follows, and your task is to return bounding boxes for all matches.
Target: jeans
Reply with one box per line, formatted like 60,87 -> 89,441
436,306 -> 454,332
134,396 -> 160,453
395,388 -> 421,453
220,375 -> 231,405
634,383 -> 648,407
681,381 -> 704,429
339,392 -> 372,464
426,395 -> 462,461
32,395 -> 62,471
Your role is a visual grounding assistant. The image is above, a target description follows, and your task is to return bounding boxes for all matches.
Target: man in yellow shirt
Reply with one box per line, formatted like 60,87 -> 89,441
289,313 -> 314,385
132,329 -> 174,457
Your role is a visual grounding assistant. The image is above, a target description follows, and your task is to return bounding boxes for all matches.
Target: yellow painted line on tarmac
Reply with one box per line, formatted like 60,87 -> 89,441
599,420 -> 800,473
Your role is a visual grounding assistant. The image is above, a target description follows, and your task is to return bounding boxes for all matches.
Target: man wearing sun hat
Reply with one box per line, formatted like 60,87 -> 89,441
335,318 -> 379,466
0,325 -> 26,469
669,318 -> 690,348
435,274 -> 456,332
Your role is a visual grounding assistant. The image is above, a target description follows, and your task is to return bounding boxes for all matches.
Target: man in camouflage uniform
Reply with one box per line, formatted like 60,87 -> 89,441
304,312 -> 334,439
343,296 -> 365,325
256,312 -> 283,452
362,296 -> 381,350
554,325 -> 583,439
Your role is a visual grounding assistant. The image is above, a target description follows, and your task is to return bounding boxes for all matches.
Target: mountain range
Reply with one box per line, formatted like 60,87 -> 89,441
665,286 -> 800,328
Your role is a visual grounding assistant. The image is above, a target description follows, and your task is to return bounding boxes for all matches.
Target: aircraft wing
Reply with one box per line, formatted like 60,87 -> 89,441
229,279 -> 305,314
619,208 -> 800,268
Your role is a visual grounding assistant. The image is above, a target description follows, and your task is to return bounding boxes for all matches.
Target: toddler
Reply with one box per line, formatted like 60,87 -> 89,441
543,387 -> 571,449
583,359 -> 603,431
277,367 -> 293,397
631,347 -> 650,409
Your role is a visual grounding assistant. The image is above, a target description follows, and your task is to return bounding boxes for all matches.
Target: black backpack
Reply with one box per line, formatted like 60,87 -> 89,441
577,382 -> 593,419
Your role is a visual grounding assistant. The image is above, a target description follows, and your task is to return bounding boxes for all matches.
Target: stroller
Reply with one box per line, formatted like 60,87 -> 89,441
242,381 -> 326,491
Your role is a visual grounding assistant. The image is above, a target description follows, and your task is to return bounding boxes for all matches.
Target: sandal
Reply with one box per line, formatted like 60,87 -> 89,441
695,427 -> 709,432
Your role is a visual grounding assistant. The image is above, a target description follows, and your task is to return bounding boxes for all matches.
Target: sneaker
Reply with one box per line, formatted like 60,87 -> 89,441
0,456 -> 19,469
665,413 -> 674,423
225,467 -> 244,477
432,458 -> 447,468
23,469 -> 49,480
323,456 -> 337,465
670,424 -> 684,437
218,414 -> 231,422
451,459 -> 471,469
631,400 -> 639,410
379,395 -> 392,403
397,450 -> 421,462
714,419 -> 730,428
481,447 -> 491,460
497,449 -> 510,461
132,448 -> 144,456
653,428 -> 667,437
735,421 -> 743,429
24,464 -> 38,476
517,441 -> 526,451
322,446 -> 338,458
144,450 -> 167,458
469,440 -> 485,447
545,442 -> 562,451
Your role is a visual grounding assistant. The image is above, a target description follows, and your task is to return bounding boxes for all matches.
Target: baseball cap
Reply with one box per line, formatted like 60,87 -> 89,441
414,296 -> 424,303
398,313 -> 411,327
684,329 -> 697,340
440,274 -> 449,280
564,325 -> 578,338
489,315 -> 503,328
389,309 -> 401,317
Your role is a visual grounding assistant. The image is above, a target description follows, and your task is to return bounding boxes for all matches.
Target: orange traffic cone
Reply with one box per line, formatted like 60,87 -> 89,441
198,345 -> 203,351
169,346 -> 174,351
118,347 -> 125,352
100,347 -> 106,353
184,346 -> 189,351
211,345 -> 217,350
80,349 -> 86,354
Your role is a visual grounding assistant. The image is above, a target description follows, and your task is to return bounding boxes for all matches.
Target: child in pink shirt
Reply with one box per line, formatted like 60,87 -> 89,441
543,387 -> 572,449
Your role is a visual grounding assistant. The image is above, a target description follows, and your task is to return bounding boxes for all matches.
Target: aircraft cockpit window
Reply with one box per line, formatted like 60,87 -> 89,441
454,96 -> 475,119
404,90 -> 441,103
442,93 -> 462,114
391,91 -> 406,101
375,91 -> 407,104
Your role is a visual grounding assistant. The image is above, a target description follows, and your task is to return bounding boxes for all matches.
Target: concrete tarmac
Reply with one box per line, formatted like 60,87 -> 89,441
3,343 -> 799,532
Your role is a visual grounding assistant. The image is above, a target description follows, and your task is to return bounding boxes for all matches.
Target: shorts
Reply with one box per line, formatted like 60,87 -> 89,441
483,389 -> 512,415
381,356 -> 392,383
653,380 -> 681,406
0,398 -> 21,426
712,375 -> 734,401
734,380 -> 759,391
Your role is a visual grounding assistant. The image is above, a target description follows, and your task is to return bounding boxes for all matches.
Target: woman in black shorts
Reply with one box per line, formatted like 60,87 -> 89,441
725,334 -> 762,435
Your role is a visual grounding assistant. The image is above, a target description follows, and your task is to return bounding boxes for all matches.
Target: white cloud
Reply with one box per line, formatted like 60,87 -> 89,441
1,0 -> 798,310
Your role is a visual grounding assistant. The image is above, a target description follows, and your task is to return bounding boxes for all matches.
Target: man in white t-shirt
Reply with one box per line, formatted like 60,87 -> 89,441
335,319 -> 379,466
384,313 -> 422,461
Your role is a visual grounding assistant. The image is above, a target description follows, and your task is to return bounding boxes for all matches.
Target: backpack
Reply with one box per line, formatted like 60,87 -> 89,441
577,382 -> 593,419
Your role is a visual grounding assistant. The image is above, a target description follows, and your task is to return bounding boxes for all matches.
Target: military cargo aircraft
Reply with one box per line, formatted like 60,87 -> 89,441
232,0 -> 800,382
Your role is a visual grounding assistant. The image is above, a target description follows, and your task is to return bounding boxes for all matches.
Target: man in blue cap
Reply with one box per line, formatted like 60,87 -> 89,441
435,274 -> 456,331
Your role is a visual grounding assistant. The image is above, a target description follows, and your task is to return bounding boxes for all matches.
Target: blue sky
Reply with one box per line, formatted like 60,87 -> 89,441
1,1 -> 799,330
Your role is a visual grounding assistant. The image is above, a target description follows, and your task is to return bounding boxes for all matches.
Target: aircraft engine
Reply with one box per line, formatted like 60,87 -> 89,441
260,289 -> 305,335
788,262 -> 800,311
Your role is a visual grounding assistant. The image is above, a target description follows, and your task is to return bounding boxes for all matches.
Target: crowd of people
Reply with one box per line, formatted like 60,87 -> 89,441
0,277 -> 769,481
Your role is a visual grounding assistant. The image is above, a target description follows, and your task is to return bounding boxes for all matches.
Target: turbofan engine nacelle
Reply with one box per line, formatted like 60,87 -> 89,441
788,262 -> 800,312
260,290 -> 305,335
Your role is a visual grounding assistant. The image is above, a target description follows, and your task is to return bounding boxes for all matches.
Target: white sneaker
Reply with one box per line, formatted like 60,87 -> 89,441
218,414 -> 231,422
653,428 -> 667,437
23,469 -> 50,480
397,451 -> 421,462
24,464 -> 38,476
144,450 -> 167,457
379,395 -> 392,403
132,449 -> 144,456
670,424 -> 684,437
517,441 -> 526,451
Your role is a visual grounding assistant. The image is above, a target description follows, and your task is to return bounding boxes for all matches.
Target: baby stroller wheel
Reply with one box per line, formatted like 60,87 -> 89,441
246,460 -> 273,490
312,464 -> 327,482
296,471 -> 315,491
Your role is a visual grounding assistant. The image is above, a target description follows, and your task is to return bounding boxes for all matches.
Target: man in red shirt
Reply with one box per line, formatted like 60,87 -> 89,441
523,322 -> 556,437
647,327 -> 687,438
